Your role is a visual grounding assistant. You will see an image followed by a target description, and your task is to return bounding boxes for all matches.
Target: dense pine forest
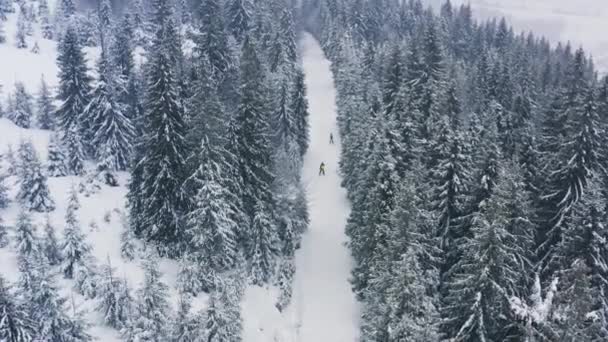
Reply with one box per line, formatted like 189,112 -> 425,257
1,0 -> 608,340
302,0 -> 608,340
1,0 -> 309,340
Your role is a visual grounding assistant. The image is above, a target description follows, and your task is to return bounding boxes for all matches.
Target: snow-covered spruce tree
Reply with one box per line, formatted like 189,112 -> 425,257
61,187 -> 92,279
130,0 -> 188,248
16,140 -> 36,180
74,254 -> 99,299
248,202 -> 279,285
236,34 -> 277,222
203,275 -> 243,342
14,209 -> 38,258
269,5 -> 298,74
196,0 -> 231,80
96,259 -> 132,329
97,0 -> 113,47
10,82 -> 33,128
441,160 -> 535,341
0,155 -> 9,209
128,0 -> 149,46
359,169 -> 440,342
64,298 -> 94,342
36,76 -> 56,129
538,49 -> 605,277
0,219 -> 8,248
46,133 -> 68,177
87,52 -> 134,172
39,0 -> 53,39
0,20 -> 4,44
186,135 -> 238,269
64,124 -> 86,175
24,250 -> 93,342
0,0 -> 8,21
291,68 -> 310,157
0,275 -> 37,342
271,75 -> 298,152
55,24 -> 92,171
549,174 -> 608,340
128,253 -> 171,341
6,144 -> 17,176
120,214 -> 137,261
170,294 -> 200,342
176,253 -> 204,295
110,13 -> 140,123
17,145 -> 55,212
226,0 -> 251,43
426,114 -> 472,282
42,216 -> 62,266
15,9 -> 28,49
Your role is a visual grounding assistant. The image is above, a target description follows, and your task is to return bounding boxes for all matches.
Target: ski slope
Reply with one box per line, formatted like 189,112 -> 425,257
288,33 -> 360,342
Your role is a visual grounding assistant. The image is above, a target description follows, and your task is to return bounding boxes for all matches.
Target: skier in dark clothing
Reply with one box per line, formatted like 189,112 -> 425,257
319,162 -> 326,176
329,133 -> 334,144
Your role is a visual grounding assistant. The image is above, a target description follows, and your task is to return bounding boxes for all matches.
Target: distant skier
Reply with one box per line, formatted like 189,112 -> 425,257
319,162 -> 326,176
329,133 -> 334,144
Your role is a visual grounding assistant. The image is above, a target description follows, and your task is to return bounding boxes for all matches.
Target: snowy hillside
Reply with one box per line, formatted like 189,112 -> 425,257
425,0 -> 608,71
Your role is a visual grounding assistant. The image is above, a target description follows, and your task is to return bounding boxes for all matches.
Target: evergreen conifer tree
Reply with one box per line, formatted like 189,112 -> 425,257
15,9 -> 27,49
128,253 -> 171,341
55,24 -> 92,168
97,259 -> 132,329
17,145 -> 55,212
10,82 -> 33,128
39,0 -> 53,39
131,0 -> 188,247
61,187 -> 92,279
46,133 -> 69,177
87,53 -> 135,171
441,161 -> 535,341
42,216 -> 62,266
171,295 -> 200,342
14,209 -> 37,258
227,0 -> 251,42
36,76 -> 55,129
0,275 -> 37,342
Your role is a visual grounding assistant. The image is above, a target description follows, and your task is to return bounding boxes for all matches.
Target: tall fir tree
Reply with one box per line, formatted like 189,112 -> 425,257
42,216 -> 62,266
128,253 -> 171,341
130,0 -> 188,248
36,76 -> 56,129
186,136 -> 238,285
10,82 -> 33,128
87,52 -> 135,171
61,187 -> 92,279
55,24 -> 92,172
16,144 -> 55,212
0,275 -> 37,342
441,161 -> 535,341
46,133 -> 69,177
227,0 -> 251,42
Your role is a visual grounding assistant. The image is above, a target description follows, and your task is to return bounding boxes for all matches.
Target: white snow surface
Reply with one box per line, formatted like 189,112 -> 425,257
289,33 -> 360,342
425,0 -> 608,72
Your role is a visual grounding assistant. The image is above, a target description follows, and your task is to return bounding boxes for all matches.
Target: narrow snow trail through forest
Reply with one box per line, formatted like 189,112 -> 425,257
290,33 -> 360,342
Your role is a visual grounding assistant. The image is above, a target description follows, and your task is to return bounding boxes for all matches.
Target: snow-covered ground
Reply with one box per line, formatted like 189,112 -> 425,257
289,33 -> 360,342
425,0 -> 608,72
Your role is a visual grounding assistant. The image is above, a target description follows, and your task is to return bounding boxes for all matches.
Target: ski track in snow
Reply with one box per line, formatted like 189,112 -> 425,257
289,33 -> 360,342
